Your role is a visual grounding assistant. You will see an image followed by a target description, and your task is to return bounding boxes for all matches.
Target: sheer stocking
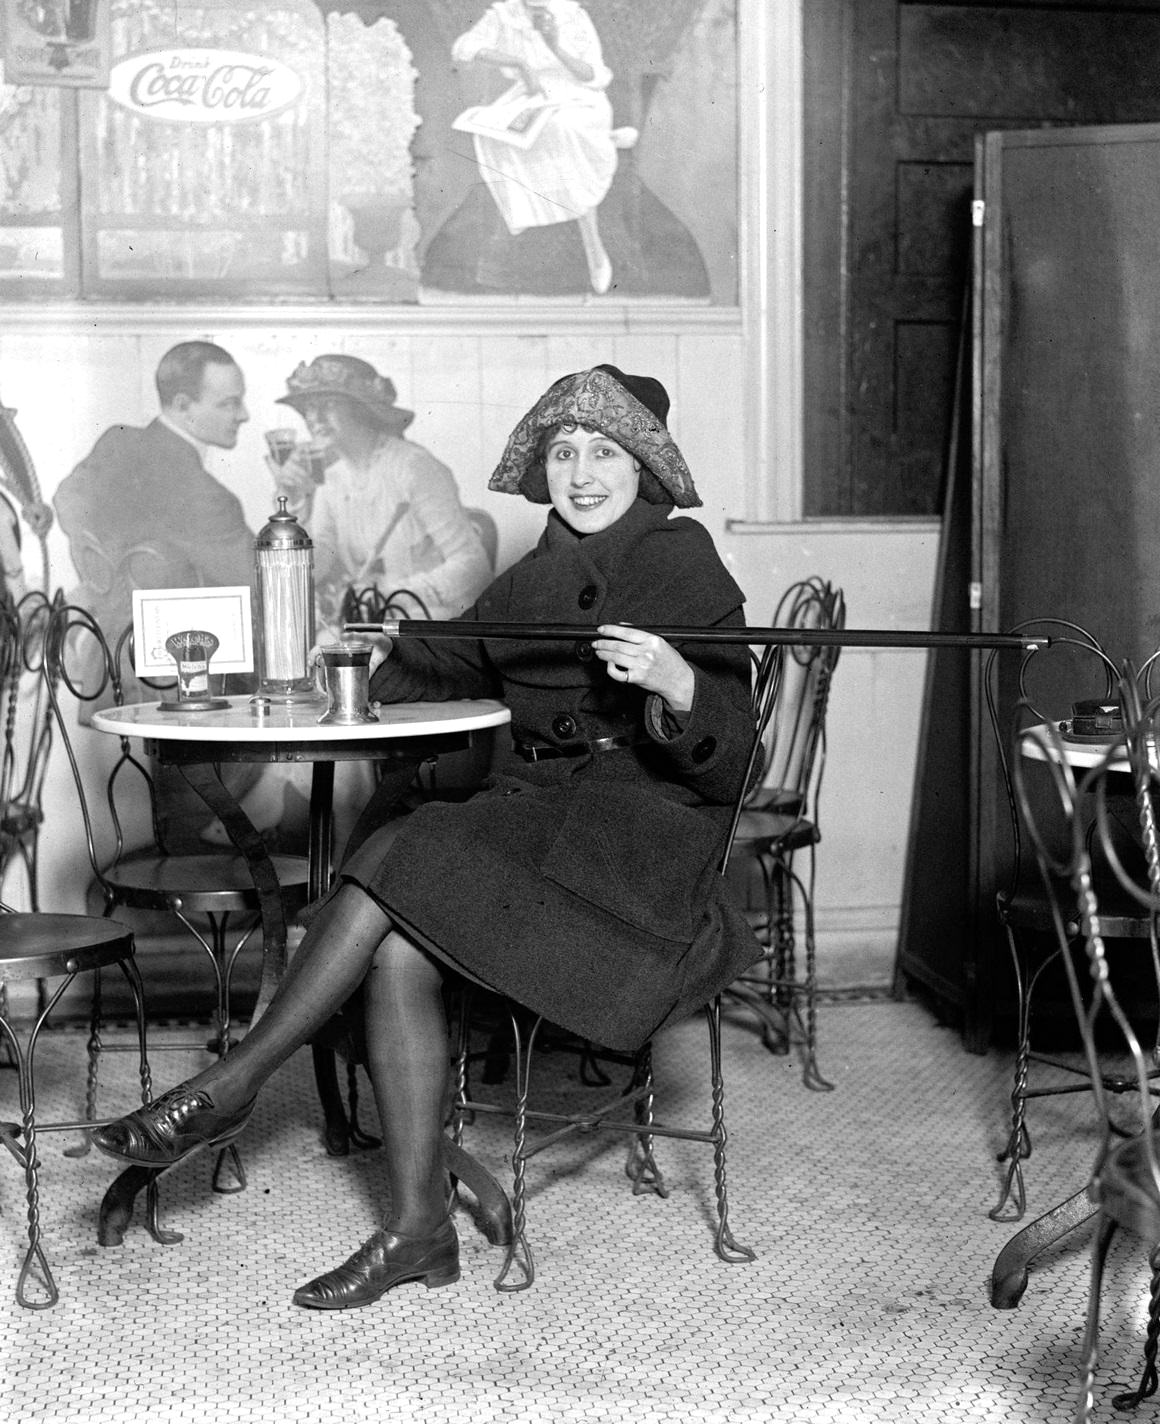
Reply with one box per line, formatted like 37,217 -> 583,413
192,883 -> 392,1114
362,931 -> 450,1235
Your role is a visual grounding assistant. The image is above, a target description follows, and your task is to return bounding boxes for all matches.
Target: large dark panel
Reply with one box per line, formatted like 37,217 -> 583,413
897,120 -> 1160,1046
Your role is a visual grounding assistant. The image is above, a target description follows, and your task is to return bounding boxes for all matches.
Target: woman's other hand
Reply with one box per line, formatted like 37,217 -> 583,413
529,8 -> 559,48
592,624 -> 695,714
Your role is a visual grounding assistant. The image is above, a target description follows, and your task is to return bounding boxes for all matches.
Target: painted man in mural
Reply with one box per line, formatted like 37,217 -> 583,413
53,340 -> 265,848
54,339 -> 254,648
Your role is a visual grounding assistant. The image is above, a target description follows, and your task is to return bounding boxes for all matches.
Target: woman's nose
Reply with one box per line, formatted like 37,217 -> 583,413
571,455 -> 596,485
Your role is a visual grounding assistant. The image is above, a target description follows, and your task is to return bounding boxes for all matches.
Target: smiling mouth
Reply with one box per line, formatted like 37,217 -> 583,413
571,494 -> 607,509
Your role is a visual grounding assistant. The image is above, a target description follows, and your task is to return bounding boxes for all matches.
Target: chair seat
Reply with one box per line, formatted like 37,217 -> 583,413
0,913 -> 134,982
745,787 -> 804,816
732,808 -> 820,852
1095,1135 -> 1160,1241
104,850 -> 312,914
998,884 -> 1152,939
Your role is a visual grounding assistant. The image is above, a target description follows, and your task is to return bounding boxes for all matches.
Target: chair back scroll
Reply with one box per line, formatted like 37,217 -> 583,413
986,619 -> 1119,908
1012,682 -> 1160,1203
0,590 -> 58,904
720,576 -> 846,876
42,603 -> 174,902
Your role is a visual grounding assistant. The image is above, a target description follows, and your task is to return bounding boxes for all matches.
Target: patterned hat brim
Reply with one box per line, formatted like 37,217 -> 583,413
487,368 -> 701,509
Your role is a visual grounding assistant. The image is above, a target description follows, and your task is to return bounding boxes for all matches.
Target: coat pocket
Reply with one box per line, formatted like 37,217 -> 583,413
539,784 -> 724,943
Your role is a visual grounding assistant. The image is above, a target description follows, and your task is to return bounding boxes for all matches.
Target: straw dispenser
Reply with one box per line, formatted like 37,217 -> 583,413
253,496 -> 316,701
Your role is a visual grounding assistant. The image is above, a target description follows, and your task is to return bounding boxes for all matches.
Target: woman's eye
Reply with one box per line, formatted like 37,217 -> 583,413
552,447 -> 573,461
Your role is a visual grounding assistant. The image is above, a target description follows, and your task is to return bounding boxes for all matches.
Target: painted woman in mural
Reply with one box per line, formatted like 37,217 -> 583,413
268,354 -> 492,640
447,0 -> 629,294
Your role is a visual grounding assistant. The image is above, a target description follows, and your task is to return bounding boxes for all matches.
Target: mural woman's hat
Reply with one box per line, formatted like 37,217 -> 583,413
277,354 -> 414,431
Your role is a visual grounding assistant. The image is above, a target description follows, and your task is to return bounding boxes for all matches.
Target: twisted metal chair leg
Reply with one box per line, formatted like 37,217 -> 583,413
796,868 -> 832,1092
705,996 -> 755,1264
63,966 -> 105,1158
1111,1241 -> 1160,1412
493,1010 -> 536,1293
1074,1213 -> 1117,1423
625,1041 -> 667,1197
2,964 -> 155,1307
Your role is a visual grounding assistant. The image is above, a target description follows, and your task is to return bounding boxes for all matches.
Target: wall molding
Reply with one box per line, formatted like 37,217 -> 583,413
0,301 -> 742,335
727,518 -> 941,537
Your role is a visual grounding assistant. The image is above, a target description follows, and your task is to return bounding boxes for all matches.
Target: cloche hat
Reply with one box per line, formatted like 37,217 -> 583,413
487,364 -> 701,509
277,354 -> 414,431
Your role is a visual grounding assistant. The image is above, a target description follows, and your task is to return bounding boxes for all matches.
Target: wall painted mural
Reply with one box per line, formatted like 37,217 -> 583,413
0,0 -> 738,303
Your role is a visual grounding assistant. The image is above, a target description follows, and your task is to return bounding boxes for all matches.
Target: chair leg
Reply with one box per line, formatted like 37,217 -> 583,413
0,983 -> 14,1068
764,853 -> 832,1092
0,973 -> 83,1308
991,927 -> 1034,1221
62,965 -> 105,1158
493,1010 -> 536,1293
772,861 -> 796,1014
795,860 -> 832,1092
344,1060 -> 382,1150
312,1042 -> 353,1157
1074,1213 -> 1117,1424
1111,1240 -> 1160,1411
705,995 -> 756,1265
625,1041 -> 668,1198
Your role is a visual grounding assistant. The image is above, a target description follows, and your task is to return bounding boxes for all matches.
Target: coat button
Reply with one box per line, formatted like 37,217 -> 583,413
552,713 -> 578,739
578,585 -> 598,610
691,736 -> 716,764
575,641 -> 594,662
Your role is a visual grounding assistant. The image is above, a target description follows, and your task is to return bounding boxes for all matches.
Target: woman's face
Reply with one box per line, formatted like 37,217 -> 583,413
545,426 -> 641,534
298,395 -> 371,453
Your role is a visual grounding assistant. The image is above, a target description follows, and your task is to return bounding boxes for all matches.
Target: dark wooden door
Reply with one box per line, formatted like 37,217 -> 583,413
805,0 -> 1160,518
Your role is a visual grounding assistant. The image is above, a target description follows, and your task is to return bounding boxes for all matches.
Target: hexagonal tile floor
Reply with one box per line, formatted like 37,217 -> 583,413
0,999 -> 1150,1422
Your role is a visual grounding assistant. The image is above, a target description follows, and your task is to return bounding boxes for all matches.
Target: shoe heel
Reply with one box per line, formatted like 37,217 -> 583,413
423,1265 -> 461,1289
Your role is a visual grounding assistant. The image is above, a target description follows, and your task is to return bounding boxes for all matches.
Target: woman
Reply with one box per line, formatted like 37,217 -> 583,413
271,354 -> 492,639
451,0 -> 626,294
92,364 -> 763,1309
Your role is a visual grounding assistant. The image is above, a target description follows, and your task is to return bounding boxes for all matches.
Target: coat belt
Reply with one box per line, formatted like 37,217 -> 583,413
514,733 -> 645,763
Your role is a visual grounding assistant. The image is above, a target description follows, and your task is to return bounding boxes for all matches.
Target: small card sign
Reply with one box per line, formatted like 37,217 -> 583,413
132,586 -> 253,676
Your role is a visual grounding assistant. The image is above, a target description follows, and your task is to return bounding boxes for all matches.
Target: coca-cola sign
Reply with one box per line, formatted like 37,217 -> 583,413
108,49 -> 303,124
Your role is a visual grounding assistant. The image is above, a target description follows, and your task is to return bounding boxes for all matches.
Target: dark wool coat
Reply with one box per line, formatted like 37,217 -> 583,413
343,498 -> 763,1050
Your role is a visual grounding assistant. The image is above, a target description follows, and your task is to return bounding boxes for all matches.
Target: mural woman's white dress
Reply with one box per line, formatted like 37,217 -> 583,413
452,0 -> 619,290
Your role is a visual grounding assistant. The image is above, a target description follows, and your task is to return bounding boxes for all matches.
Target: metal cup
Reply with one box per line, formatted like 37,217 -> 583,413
299,440 -> 332,485
316,640 -> 378,725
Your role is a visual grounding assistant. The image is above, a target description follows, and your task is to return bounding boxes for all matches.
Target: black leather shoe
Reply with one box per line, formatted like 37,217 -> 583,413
293,1219 -> 459,1310
89,1084 -> 255,1168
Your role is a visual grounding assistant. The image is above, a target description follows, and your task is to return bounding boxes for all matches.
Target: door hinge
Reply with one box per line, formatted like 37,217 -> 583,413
971,199 -> 985,227
969,581 -> 983,611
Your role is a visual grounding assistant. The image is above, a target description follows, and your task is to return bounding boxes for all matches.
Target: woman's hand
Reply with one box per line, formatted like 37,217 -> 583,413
267,448 -> 315,505
592,624 -> 695,714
